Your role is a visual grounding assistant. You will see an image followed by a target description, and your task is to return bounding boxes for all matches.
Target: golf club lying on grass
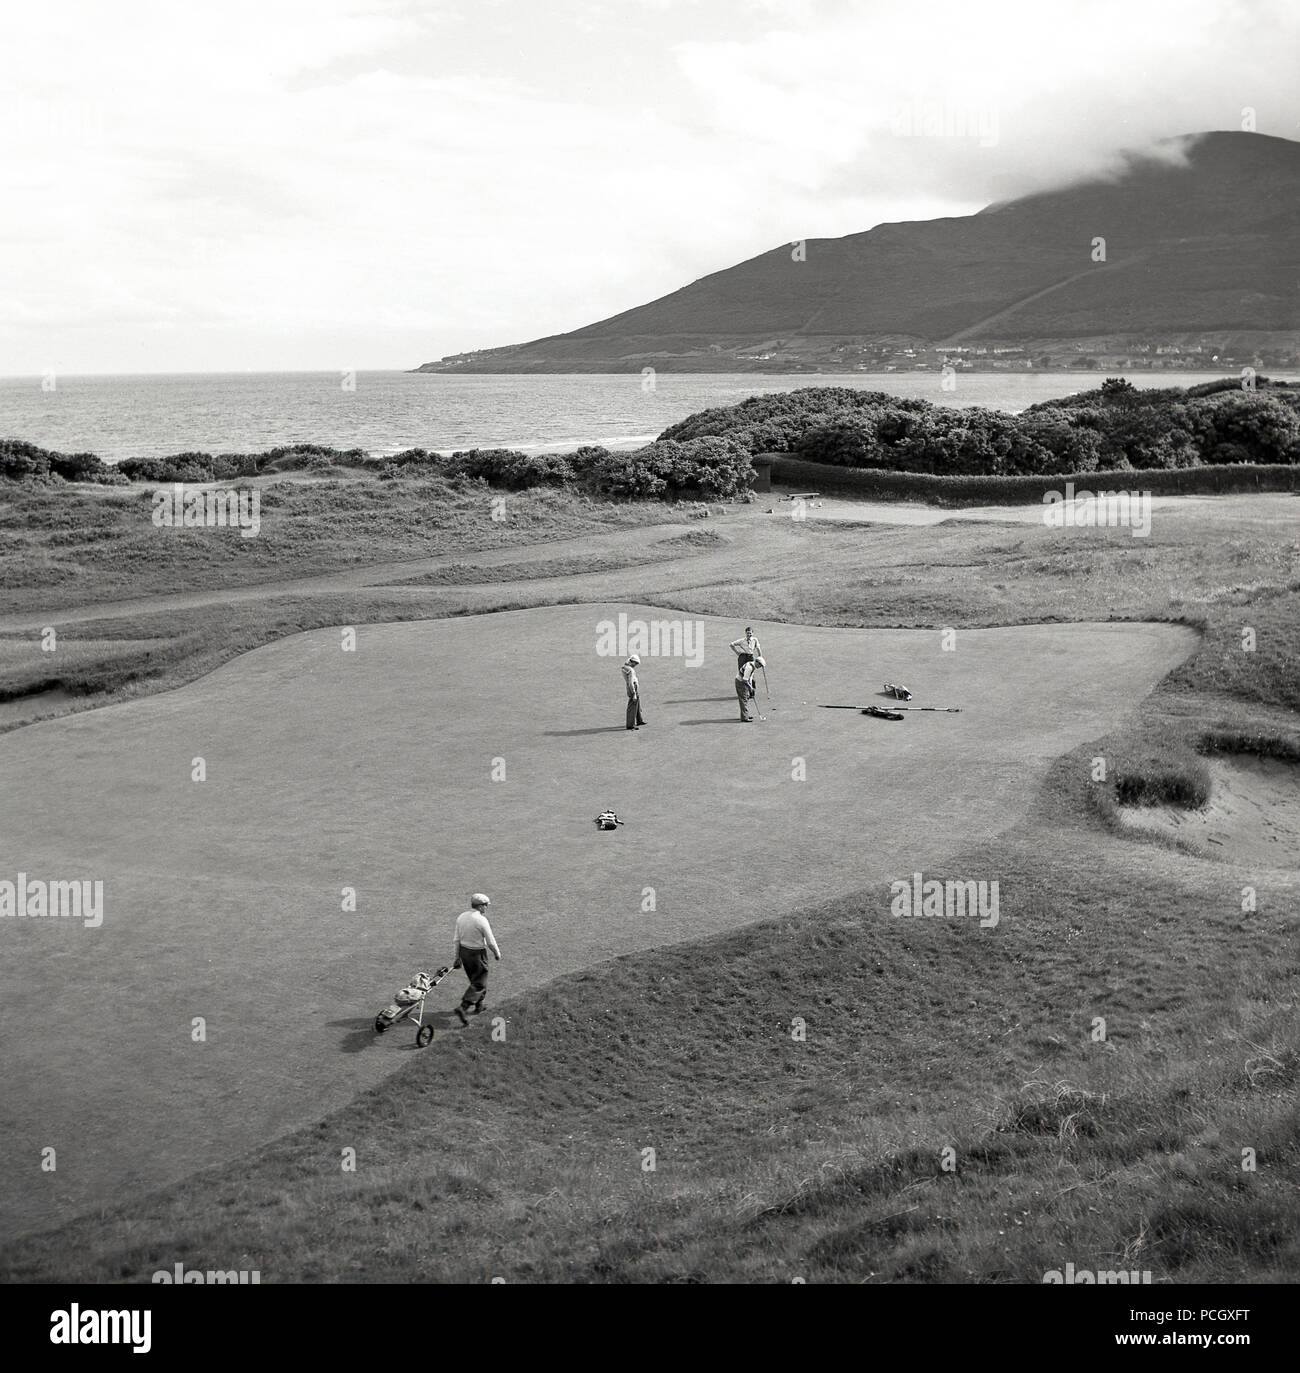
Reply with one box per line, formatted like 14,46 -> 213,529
881,705 -> 962,712
819,704 -> 963,713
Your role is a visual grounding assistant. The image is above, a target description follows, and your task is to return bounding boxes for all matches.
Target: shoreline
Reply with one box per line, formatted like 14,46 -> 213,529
5,371 -> 1298,468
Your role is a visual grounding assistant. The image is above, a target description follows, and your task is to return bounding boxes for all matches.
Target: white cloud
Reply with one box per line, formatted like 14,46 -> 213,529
0,0 -> 1296,372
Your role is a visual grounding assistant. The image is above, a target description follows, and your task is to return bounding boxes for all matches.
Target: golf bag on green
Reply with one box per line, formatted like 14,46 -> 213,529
374,966 -> 451,1047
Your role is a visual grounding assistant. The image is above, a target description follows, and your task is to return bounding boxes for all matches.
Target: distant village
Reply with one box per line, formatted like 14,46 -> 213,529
729,338 -> 1297,372
426,335 -> 1296,375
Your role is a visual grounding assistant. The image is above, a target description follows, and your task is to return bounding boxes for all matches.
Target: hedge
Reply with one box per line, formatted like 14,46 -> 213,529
766,454 -> 1300,505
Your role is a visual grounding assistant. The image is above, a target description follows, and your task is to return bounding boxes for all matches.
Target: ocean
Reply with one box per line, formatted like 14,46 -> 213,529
0,369 -> 1287,465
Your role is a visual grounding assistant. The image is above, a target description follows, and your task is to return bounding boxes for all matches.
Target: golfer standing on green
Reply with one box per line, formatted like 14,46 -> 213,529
622,653 -> 645,730
453,893 -> 501,1024
729,627 -> 763,673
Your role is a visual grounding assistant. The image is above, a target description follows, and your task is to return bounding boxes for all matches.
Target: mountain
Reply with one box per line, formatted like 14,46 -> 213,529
415,131 -> 1300,373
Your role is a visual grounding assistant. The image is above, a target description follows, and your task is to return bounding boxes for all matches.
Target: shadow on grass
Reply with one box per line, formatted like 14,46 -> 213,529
329,1018 -> 384,1054
331,1009 -> 468,1054
543,726 -> 632,737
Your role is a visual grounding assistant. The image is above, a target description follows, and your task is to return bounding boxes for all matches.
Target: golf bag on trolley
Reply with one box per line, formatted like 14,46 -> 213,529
374,966 -> 451,1047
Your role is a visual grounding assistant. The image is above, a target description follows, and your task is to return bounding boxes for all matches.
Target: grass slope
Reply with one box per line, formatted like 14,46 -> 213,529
3,758 -> 1295,1282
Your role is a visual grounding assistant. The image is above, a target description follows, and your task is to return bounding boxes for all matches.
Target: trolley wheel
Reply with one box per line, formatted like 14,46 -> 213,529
374,1017 -> 388,1035
415,1025 -> 435,1048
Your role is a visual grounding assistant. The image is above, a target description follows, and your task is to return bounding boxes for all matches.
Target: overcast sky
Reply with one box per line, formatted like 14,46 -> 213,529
1,0 -> 1296,375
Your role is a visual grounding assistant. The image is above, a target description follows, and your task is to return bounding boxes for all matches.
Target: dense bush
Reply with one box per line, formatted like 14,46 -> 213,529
385,448 -> 447,470
445,448 -> 575,490
1,438 -> 123,483
791,415 -> 880,467
255,444 -> 372,473
574,436 -> 755,500
117,453 -> 216,483
796,406 -> 1057,476
1018,414 -> 1104,472
1,430 -> 755,504
1106,404 -> 1199,469
669,380 -> 1300,478
112,445 -> 376,482
1188,392 -> 1300,465
0,439 -> 50,480
660,388 -> 922,454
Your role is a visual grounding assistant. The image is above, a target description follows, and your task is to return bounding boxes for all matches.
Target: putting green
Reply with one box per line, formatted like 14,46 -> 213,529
0,604 -> 1196,1237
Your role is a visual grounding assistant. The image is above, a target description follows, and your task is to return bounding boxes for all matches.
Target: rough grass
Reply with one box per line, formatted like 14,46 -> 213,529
1085,724 -> 1214,816
0,475 -> 675,611
3,791 -> 1295,1283
386,529 -> 727,586
0,633 -> 186,701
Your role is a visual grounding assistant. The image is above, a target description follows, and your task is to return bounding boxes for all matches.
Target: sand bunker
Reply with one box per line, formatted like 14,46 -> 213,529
1116,755 -> 1300,869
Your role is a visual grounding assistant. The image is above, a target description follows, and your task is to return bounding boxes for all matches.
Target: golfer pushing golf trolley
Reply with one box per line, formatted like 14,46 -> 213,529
374,965 -> 453,1047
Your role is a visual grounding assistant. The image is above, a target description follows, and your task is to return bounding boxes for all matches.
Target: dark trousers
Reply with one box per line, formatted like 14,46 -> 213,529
736,678 -> 756,721
626,693 -> 645,728
459,947 -> 490,1011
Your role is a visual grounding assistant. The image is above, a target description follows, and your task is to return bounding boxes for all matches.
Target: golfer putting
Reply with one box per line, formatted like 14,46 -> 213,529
735,657 -> 765,722
452,893 -> 501,1024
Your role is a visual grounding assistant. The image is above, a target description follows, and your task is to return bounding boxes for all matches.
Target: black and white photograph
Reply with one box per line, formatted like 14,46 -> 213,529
1,0 -> 1297,1338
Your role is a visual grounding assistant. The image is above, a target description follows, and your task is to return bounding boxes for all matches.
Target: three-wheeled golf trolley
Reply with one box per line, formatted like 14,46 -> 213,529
374,965 -> 452,1047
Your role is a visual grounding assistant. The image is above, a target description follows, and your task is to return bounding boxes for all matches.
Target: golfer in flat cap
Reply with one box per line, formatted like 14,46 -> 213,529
735,656 -> 764,722
622,654 -> 645,730
452,893 -> 501,1024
